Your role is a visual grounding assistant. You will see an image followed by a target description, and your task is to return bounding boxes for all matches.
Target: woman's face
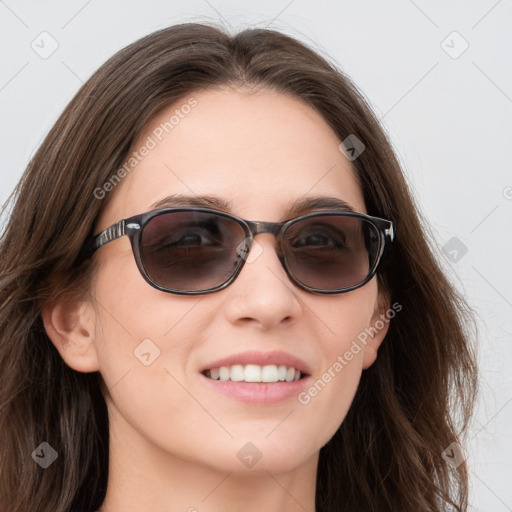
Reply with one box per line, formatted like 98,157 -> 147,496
85,87 -> 388,474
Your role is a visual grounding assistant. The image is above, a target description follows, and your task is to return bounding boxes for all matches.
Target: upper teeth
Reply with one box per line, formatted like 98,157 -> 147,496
206,364 -> 301,383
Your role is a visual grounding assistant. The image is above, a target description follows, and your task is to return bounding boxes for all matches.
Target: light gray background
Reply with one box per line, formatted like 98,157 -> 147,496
1,1 -> 511,510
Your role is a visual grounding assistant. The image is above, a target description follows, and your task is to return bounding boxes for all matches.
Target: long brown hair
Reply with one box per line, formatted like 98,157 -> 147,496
0,23 -> 477,512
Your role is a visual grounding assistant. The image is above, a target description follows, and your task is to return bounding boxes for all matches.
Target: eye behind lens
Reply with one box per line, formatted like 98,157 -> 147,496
282,215 -> 380,291
139,210 -> 248,292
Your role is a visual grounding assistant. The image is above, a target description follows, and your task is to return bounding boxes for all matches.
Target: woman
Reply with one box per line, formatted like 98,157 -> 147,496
0,23 -> 477,512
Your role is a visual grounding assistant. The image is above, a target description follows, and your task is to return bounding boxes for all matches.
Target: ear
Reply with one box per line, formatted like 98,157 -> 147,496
362,289 -> 391,370
41,293 -> 101,373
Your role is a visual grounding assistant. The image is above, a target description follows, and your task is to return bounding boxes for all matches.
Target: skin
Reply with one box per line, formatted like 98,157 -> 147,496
43,86 -> 389,512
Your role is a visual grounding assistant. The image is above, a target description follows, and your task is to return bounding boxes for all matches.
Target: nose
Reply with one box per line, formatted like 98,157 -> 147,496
223,234 -> 302,330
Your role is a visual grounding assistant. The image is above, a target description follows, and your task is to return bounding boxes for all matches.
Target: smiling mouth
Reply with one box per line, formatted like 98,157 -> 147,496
202,364 -> 307,383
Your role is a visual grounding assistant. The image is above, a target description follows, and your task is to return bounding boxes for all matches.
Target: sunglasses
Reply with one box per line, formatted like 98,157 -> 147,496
84,207 -> 395,295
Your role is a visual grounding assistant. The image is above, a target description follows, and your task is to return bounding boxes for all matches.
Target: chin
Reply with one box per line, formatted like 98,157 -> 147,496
188,434 -> 320,475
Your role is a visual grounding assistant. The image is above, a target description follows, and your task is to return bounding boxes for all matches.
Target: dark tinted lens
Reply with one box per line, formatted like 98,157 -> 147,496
283,215 -> 380,290
140,211 -> 246,291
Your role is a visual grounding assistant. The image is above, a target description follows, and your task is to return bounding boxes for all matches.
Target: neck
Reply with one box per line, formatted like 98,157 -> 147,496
98,398 -> 318,512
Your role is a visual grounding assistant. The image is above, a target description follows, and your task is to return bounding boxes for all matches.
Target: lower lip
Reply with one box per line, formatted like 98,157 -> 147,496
200,374 -> 310,404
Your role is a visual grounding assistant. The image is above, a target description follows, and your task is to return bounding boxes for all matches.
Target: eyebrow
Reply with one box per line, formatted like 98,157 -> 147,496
150,194 -> 356,218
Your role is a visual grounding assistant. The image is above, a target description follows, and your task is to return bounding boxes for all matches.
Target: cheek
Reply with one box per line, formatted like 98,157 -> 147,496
295,283 -> 378,440
91,262 -> 217,465
92,241 -> 192,337
90,249 -> 204,386
297,368 -> 362,460
319,279 -> 378,350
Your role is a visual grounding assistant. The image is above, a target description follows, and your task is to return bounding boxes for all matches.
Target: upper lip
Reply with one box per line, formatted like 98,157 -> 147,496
201,350 -> 311,375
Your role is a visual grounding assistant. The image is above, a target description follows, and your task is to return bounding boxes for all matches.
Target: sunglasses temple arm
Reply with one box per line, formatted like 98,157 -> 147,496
82,220 -> 127,258
384,222 -> 395,243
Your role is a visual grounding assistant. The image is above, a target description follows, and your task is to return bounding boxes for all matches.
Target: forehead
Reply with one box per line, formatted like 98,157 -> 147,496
98,87 -> 366,227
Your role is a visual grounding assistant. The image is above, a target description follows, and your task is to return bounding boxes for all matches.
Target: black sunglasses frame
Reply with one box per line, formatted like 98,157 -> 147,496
84,206 -> 395,295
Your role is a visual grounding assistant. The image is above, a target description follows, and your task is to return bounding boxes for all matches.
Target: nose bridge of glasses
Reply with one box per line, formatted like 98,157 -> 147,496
246,220 -> 283,239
